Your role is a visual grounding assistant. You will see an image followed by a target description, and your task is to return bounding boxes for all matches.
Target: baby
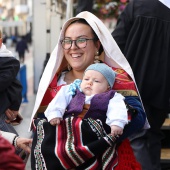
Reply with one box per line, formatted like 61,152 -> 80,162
45,63 -> 128,137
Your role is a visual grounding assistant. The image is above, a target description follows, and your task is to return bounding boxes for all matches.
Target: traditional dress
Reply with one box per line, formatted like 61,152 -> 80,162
30,11 -> 148,170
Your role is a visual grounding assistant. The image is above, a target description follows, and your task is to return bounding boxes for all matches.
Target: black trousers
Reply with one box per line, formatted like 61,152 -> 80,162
19,53 -> 25,63
0,113 -> 18,135
129,104 -> 168,170
145,104 -> 167,170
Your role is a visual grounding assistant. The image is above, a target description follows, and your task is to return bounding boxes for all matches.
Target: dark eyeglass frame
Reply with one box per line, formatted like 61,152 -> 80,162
60,38 -> 96,50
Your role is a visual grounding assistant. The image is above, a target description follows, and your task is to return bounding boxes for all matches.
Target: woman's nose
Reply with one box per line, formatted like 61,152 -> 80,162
70,41 -> 78,49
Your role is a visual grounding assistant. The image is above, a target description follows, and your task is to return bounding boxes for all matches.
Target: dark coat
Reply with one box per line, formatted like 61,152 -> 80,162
112,0 -> 170,111
16,39 -> 28,55
0,57 -> 22,114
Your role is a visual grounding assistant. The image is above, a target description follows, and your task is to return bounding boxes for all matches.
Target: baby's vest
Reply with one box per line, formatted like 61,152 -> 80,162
64,90 -> 115,124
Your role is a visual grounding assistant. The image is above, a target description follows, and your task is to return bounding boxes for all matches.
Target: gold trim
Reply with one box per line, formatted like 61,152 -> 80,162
116,90 -> 138,96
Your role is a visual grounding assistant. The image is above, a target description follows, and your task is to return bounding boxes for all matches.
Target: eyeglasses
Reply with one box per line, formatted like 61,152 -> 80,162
60,38 -> 96,50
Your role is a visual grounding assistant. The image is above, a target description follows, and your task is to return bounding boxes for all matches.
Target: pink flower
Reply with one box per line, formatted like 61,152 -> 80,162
120,0 -> 127,3
119,4 -> 126,11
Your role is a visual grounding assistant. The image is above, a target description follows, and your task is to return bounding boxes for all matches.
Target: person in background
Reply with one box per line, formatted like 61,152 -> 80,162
30,11 -> 148,170
0,29 -> 22,133
0,30 -> 32,164
16,35 -> 29,63
75,0 -> 93,15
112,0 -> 170,169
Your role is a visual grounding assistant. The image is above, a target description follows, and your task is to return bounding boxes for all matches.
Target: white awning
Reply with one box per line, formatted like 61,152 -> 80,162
0,20 -> 24,27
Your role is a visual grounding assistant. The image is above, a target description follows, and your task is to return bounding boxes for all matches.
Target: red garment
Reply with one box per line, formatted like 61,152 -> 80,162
115,139 -> 142,170
41,74 -> 63,106
112,67 -> 137,95
0,136 -> 25,170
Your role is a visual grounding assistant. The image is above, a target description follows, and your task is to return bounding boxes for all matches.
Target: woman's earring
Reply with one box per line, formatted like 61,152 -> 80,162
94,51 -> 100,64
68,64 -> 72,71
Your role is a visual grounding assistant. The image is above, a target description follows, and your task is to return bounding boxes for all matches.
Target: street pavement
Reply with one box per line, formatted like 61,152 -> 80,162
9,44 -> 35,170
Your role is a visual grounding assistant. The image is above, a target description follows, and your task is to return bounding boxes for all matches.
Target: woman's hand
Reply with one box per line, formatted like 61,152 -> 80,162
15,137 -> 32,154
50,118 -> 62,126
110,125 -> 123,137
5,109 -> 18,123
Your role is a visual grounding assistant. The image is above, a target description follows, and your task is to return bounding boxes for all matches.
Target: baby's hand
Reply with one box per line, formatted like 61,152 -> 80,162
110,125 -> 123,137
50,118 -> 62,126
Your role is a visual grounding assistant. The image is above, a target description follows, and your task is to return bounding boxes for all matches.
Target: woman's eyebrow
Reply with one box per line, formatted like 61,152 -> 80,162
64,35 -> 89,39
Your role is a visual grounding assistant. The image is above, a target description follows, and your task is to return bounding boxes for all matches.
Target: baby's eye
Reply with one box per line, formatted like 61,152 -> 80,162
94,80 -> 99,83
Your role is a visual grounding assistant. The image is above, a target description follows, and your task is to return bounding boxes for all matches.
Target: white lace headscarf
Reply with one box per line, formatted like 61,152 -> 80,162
29,11 -> 142,130
0,43 -> 14,58
0,30 -> 14,57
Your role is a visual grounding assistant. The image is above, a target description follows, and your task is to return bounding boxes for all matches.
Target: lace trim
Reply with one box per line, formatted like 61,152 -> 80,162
34,119 -> 47,170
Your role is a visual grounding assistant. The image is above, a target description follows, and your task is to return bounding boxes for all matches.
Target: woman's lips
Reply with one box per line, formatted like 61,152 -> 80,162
71,54 -> 81,58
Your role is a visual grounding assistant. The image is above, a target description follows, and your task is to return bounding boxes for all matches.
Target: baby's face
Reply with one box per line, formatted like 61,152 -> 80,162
80,70 -> 109,96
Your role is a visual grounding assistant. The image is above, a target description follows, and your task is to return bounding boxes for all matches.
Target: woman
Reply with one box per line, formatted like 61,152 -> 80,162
30,11 -> 149,169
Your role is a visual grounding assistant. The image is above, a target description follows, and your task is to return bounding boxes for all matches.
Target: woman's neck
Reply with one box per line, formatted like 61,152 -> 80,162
65,69 -> 84,84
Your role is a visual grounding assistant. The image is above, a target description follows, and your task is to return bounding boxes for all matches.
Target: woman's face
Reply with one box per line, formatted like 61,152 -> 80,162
63,23 -> 100,72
